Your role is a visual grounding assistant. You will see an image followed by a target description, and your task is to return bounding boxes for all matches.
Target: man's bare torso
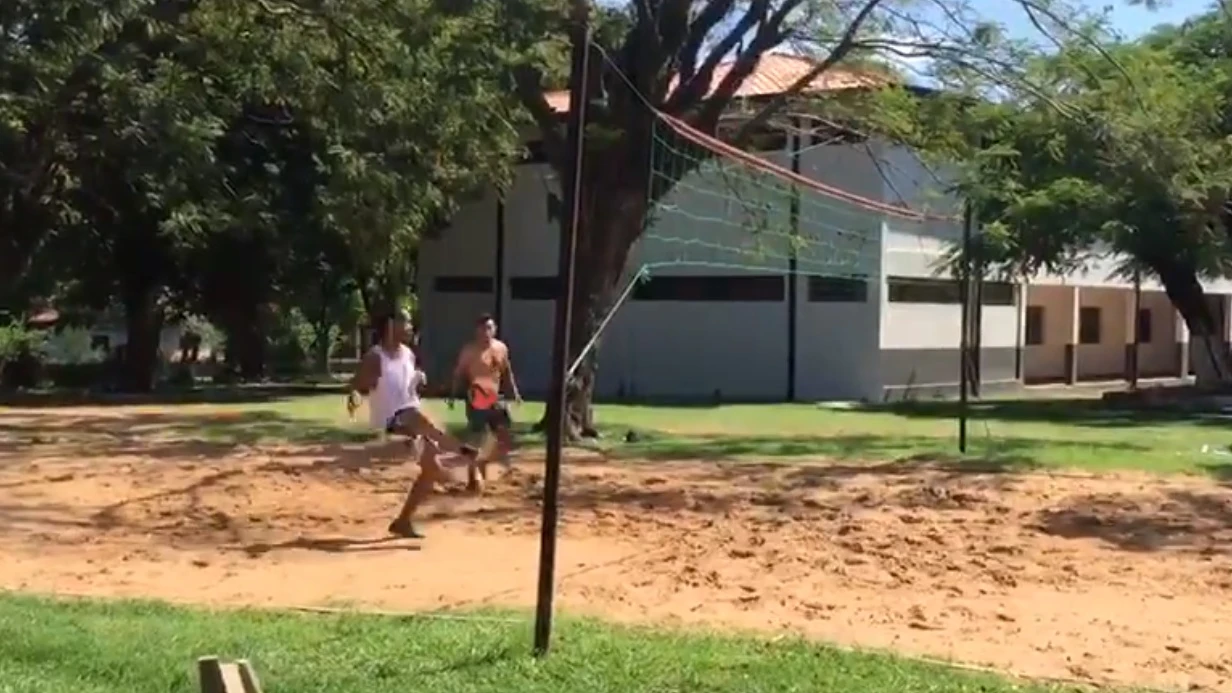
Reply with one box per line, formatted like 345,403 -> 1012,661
460,339 -> 508,394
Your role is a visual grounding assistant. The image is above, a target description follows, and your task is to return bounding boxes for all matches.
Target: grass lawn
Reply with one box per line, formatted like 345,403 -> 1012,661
0,594 -> 1078,693
4,389 -> 1230,476
105,393 -> 1232,477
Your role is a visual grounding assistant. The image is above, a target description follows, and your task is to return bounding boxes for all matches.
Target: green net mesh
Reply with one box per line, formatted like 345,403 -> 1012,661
638,113 -> 936,280
564,111 -> 951,378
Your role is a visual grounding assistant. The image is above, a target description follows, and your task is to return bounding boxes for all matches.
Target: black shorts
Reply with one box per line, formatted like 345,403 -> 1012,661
465,400 -> 511,433
384,407 -> 422,435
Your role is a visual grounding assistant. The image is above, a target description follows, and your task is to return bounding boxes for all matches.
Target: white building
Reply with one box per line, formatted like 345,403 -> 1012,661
417,55 -> 1232,402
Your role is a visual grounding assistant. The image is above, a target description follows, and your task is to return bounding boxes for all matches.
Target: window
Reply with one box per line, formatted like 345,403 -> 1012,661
1079,306 -> 1101,344
888,277 -> 960,304
509,276 -> 558,300
433,275 -> 494,294
633,275 -> 785,302
522,140 -> 549,164
1025,306 -> 1044,346
887,277 -> 1016,305
1136,308 -> 1153,344
807,276 -> 868,303
980,282 -> 1015,306
717,123 -> 787,152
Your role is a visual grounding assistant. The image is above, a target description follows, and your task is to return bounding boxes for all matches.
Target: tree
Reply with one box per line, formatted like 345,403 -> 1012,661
2,0 -> 527,388
505,0 -> 1112,435
934,32 -> 1232,383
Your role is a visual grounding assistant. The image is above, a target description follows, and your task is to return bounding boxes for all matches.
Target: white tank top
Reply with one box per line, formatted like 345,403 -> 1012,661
367,344 -> 421,429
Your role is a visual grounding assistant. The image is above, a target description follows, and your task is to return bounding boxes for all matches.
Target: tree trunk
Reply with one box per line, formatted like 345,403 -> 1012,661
313,322 -> 332,374
212,301 -> 267,381
537,189 -> 642,439
1155,262 -> 1232,387
119,283 -> 164,392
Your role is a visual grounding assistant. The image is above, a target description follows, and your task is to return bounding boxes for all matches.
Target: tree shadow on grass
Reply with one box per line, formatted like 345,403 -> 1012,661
0,409 -> 369,462
864,397 -> 1232,429
410,645 -> 517,678
1202,461 -> 1232,485
606,430 -> 1146,467
0,384 -> 340,409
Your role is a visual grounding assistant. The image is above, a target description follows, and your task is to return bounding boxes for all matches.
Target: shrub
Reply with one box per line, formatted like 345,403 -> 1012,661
0,323 -> 48,390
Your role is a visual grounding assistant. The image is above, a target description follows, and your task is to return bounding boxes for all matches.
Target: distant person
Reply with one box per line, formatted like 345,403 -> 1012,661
346,308 -> 478,539
449,313 -> 522,493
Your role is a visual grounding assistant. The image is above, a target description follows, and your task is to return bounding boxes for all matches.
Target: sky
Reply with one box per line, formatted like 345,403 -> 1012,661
990,0 -> 1215,39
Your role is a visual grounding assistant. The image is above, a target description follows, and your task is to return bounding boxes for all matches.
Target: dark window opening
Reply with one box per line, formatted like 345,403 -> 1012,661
888,277 -> 960,304
980,282 -> 1015,306
509,276 -> 559,301
1079,306 -> 1101,345
433,275 -> 494,294
807,276 -> 868,303
1024,306 -> 1044,346
887,277 -> 1015,305
634,275 -> 785,302
1136,308 -> 1153,344
522,140 -> 549,164
717,123 -> 787,152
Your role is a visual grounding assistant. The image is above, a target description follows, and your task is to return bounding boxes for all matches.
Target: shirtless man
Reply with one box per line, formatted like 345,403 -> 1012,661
449,313 -> 521,492
347,309 -> 478,539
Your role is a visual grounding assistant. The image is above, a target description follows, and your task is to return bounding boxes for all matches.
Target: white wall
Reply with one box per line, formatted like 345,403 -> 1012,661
873,145 -> 1020,394
1139,291 -> 1179,376
1023,285 -> 1071,382
791,139 -> 885,401
416,190 -> 498,382
501,163 -> 558,395
603,147 -> 796,400
89,323 -> 193,360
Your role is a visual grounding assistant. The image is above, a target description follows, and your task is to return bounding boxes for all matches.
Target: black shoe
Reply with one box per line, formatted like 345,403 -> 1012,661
388,517 -> 425,539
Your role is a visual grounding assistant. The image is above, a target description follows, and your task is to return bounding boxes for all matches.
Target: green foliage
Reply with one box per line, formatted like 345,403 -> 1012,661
922,27 -> 1232,283
41,327 -> 106,365
0,323 -> 46,368
1,0 -> 532,388
180,314 -> 222,354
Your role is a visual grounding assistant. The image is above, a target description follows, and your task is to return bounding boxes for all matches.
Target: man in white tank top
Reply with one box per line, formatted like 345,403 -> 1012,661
346,309 -> 478,539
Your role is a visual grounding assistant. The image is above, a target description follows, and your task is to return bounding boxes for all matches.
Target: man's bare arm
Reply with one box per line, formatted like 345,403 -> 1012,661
350,351 -> 381,395
346,351 -> 382,416
502,347 -> 522,402
449,347 -> 469,401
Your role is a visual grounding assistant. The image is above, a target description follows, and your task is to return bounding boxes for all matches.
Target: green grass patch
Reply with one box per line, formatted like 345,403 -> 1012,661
0,593 -> 1077,693
3,392 -> 1229,477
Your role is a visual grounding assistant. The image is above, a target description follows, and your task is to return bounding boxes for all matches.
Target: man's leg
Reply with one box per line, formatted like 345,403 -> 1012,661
399,408 -> 476,458
490,403 -> 514,464
388,441 -> 445,539
464,402 -> 489,494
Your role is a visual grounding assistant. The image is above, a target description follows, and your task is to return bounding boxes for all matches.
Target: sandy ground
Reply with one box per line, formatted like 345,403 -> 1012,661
2,407 -> 1232,692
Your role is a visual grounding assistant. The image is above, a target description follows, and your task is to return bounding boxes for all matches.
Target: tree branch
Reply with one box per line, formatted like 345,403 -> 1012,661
676,0 -> 735,84
512,65 -> 566,168
733,0 -> 889,143
667,0 -> 773,113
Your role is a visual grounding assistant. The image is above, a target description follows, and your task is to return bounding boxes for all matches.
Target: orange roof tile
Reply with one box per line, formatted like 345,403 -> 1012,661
544,53 -> 882,112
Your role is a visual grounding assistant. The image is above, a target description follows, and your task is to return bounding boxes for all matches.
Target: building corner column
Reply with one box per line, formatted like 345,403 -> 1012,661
1176,310 -> 1190,378
1064,285 -> 1080,385
1124,282 -> 1139,387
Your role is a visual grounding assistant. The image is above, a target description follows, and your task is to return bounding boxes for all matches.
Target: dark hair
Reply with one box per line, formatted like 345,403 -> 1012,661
372,308 -> 411,342
476,312 -> 494,326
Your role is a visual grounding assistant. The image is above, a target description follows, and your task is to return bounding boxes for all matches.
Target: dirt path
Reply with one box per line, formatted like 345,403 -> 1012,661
2,406 -> 1232,692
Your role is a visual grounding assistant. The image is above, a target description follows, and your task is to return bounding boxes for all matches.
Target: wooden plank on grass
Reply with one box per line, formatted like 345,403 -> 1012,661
219,662 -> 246,692
198,657 -> 225,693
237,660 -> 265,693
199,656 -> 262,693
